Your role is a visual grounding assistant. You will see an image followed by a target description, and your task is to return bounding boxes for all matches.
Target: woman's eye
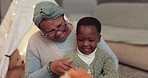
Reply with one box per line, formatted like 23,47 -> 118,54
47,29 -> 55,33
57,25 -> 60,28
57,24 -> 62,28
51,29 -> 55,32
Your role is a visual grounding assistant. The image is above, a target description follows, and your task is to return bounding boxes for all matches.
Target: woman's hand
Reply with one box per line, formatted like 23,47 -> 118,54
50,59 -> 74,76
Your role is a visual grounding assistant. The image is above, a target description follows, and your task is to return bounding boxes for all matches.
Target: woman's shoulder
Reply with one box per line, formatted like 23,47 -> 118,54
29,31 -> 42,40
29,30 -> 47,43
96,48 -> 112,58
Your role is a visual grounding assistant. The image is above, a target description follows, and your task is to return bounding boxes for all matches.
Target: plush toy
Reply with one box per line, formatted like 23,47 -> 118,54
6,49 -> 25,78
60,68 -> 93,78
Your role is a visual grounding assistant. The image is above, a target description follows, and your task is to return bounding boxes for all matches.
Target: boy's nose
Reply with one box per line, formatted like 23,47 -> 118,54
83,41 -> 89,46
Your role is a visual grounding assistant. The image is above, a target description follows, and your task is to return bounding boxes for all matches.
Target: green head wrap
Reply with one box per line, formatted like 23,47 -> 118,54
33,1 -> 64,27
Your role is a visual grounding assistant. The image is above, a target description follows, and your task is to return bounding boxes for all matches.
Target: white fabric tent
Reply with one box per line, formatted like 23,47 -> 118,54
0,0 -> 57,78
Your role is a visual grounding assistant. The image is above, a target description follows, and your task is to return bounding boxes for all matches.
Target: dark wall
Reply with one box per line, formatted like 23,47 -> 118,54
55,0 -> 63,7
0,0 -> 1,23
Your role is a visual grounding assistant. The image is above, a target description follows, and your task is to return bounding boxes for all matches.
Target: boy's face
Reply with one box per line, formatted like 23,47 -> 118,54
77,25 -> 101,55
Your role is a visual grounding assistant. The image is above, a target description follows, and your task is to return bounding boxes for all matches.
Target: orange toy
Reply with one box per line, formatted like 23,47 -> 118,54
60,68 -> 93,78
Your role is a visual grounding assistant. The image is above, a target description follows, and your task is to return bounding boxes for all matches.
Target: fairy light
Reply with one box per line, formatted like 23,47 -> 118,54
5,34 -> 8,38
15,1 -> 18,4
19,51 -> 23,55
13,13 -> 16,16
33,5 -> 36,8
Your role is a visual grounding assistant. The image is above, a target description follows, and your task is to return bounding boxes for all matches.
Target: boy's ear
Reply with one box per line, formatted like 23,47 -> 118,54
98,35 -> 102,42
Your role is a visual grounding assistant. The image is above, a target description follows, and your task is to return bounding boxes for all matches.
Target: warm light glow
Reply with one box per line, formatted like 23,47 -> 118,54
23,0 -> 26,1
13,13 -> 16,16
5,34 -> 8,38
33,5 -> 36,8
15,1 -> 18,4
11,17 -> 13,21
20,51 -> 23,55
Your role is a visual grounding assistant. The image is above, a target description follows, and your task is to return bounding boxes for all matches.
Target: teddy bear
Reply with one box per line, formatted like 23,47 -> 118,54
6,49 -> 25,78
60,68 -> 93,78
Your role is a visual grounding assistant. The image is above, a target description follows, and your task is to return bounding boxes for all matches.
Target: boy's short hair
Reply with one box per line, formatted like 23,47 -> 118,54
76,17 -> 101,34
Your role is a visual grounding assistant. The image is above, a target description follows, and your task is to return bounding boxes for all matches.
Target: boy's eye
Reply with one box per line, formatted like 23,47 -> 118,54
78,39 -> 83,42
89,40 -> 94,42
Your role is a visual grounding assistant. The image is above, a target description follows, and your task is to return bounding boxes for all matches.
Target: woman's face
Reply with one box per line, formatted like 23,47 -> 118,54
39,16 -> 72,42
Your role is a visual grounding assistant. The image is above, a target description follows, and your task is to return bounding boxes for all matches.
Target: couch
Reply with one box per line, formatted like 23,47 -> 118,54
92,3 -> 148,71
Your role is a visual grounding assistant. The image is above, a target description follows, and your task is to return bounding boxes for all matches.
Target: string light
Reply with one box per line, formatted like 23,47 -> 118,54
5,34 -> 8,38
33,5 -> 36,8
19,51 -> 23,55
15,1 -> 18,4
13,13 -> 16,16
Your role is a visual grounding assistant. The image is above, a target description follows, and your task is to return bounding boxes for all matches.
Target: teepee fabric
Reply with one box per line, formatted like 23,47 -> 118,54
0,0 -> 57,78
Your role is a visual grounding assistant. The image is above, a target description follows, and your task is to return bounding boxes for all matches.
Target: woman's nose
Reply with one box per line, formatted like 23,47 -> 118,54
55,30 -> 62,36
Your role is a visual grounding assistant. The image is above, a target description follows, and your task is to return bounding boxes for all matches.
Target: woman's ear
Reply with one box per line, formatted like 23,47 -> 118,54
67,23 -> 73,32
98,35 -> 102,43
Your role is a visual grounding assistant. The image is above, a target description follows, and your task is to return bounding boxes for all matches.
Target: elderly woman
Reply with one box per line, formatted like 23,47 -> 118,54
25,1 -> 118,78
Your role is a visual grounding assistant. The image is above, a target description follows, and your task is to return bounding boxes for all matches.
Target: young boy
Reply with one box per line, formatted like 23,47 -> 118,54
63,17 -> 119,78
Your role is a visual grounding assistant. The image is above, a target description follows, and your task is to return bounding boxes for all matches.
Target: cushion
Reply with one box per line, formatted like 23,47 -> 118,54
93,3 -> 148,29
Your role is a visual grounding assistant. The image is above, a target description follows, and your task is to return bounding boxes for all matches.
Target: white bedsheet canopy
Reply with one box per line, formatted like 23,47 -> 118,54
0,0 -> 57,78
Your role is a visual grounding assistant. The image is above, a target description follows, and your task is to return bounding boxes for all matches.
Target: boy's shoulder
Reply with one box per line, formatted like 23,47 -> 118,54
66,50 -> 77,55
63,50 -> 77,59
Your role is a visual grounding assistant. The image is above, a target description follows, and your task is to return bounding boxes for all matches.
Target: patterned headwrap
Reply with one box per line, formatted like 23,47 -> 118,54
33,1 -> 64,27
